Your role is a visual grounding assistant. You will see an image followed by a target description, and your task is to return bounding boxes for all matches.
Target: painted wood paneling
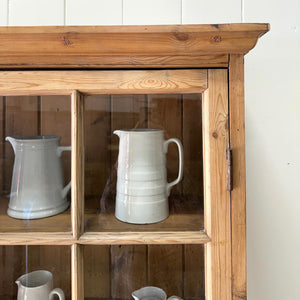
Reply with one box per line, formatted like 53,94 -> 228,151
66,0 -> 122,25
182,0 -> 241,24
244,1 -> 300,300
123,0 -> 181,25
8,0 -> 64,26
0,0 -> 8,25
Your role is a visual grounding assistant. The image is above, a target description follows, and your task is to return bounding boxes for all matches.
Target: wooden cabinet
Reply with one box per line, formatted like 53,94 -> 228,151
0,24 -> 269,300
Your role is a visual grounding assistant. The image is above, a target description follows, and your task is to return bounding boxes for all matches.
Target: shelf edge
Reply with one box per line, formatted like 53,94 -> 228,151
79,231 -> 210,245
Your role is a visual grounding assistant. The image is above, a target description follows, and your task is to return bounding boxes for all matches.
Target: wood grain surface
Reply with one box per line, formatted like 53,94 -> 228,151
0,70 -> 208,96
229,54 -> 247,300
0,23 -> 269,300
71,91 -> 85,239
0,24 -> 269,69
72,244 -> 84,300
79,231 -> 209,245
203,70 -> 231,300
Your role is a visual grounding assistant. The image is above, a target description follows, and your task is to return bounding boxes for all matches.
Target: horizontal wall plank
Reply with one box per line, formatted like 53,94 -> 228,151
0,0 -> 8,26
0,69 -> 208,95
66,0 -> 122,25
182,0 -> 241,24
0,24 -> 269,69
123,0 -> 181,25
9,0 -> 64,26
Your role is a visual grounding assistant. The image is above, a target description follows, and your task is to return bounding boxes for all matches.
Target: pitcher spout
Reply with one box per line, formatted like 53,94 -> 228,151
15,279 -> 20,287
5,136 -> 17,154
113,130 -> 121,138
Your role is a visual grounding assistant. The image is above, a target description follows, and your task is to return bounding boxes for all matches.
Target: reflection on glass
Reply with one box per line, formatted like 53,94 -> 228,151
84,244 -> 205,300
0,245 -> 71,299
0,95 -> 71,232
84,94 -> 203,232
6,136 -> 71,220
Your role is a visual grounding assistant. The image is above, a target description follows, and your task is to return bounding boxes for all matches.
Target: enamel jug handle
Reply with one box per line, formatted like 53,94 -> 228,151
57,146 -> 72,199
49,287 -> 65,300
164,138 -> 184,196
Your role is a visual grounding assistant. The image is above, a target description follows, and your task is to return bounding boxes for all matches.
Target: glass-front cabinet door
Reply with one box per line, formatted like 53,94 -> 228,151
0,68 -> 230,300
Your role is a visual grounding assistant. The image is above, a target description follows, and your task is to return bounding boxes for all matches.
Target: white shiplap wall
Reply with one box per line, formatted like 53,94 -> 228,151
0,1 -> 300,299
244,1 -> 300,300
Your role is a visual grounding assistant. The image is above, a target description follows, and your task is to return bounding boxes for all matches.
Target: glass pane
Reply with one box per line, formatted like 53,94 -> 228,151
84,244 -> 205,300
84,94 -> 203,232
0,95 -> 71,232
0,245 -> 71,300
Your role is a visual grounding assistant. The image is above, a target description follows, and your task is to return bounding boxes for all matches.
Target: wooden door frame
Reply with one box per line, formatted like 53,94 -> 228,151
0,68 -> 238,300
203,69 -> 232,300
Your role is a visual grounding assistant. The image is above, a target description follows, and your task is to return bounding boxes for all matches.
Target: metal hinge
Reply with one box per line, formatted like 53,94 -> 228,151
226,147 -> 233,191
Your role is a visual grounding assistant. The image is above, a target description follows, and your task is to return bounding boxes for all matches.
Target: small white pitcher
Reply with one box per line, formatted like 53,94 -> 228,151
6,136 -> 71,219
16,270 -> 65,300
132,286 -> 183,300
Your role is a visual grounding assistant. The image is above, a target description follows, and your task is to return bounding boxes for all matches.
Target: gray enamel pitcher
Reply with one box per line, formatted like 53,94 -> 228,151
6,136 -> 71,219
114,129 -> 183,224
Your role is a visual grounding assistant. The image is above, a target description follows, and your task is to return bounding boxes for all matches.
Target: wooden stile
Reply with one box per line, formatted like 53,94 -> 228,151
71,91 -> 85,239
203,70 -> 231,300
229,54 -> 247,300
72,244 -> 84,300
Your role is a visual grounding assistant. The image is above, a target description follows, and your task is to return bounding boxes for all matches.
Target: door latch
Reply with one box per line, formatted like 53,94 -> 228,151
226,148 -> 233,191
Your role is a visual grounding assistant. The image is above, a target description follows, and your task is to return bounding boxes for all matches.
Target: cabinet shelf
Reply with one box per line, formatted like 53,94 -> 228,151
0,196 -> 71,233
85,194 -> 204,233
80,231 -> 210,245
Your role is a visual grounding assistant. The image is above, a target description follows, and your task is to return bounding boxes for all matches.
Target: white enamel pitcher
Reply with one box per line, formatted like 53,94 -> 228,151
16,270 -> 65,300
6,136 -> 71,219
114,129 -> 183,224
132,286 -> 183,300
